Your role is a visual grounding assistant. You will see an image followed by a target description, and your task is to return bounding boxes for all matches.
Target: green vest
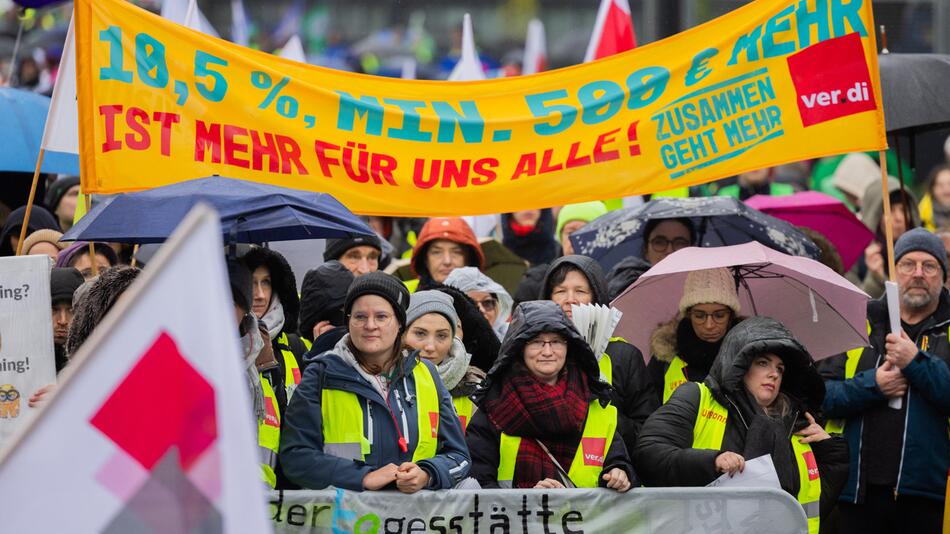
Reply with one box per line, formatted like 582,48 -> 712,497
452,395 -> 474,433
598,336 -> 628,385
275,332 -> 302,402
321,360 -> 441,463
693,383 -> 820,534
662,356 -> 690,403
497,401 -> 618,488
258,374 -> 280,489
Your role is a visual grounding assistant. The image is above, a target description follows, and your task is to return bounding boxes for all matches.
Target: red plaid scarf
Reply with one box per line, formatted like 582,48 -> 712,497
485,363 -> 590,488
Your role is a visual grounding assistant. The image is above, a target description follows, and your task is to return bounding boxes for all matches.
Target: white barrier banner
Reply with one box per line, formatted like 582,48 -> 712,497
0,255 -> 54,447
270,487 -> 808,534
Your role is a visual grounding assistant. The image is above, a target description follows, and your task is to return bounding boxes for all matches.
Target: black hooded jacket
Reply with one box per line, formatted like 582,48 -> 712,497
0,205 -> 60,256
466,300 -> 635,488
634,317 -> 849,519
539,255 -> 659,452
502,210 -> 559,267
432,285 -> 501,373
298,260 -> 353,343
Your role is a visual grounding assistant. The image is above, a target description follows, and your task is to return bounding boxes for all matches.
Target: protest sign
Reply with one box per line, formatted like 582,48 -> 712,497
269,487 -> 808,534
0,206 -> 270,533
0,255 -> 55,448
75,0 -> 886,216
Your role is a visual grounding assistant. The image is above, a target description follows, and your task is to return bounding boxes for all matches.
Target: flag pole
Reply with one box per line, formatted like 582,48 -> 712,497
879,151 -> 897,282
131,244 -> 140,268
15,149 -> 46,256
85,195 -> 99,277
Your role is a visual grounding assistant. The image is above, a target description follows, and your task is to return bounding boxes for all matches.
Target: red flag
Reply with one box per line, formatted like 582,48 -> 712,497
584,0 -> 637,62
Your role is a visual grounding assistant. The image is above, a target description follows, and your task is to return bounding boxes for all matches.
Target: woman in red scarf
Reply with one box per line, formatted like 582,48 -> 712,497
466,300 -> 635,491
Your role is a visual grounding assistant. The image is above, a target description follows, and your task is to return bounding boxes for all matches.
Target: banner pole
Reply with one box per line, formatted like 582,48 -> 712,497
879,151 -> 897,282
15,148 -> 46,256
84,195 -> 100,277
130,244 -> 139,268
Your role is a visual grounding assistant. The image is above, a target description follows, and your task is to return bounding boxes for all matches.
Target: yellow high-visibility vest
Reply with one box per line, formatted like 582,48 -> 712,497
452,395 -> 473,433
275,332 -> 302,402
258,374 -> 280,489
321,360 -> 440,463
663,356 -> 690,403
693,383 -> 820,534
496,401 -> 617,488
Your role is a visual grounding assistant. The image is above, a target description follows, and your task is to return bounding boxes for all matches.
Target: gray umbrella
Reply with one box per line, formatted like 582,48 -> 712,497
878,53 -> 950,133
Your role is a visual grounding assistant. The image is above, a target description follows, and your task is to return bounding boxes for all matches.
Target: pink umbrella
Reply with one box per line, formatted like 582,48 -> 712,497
745,191 -> 874,272
611,241 -> 869,361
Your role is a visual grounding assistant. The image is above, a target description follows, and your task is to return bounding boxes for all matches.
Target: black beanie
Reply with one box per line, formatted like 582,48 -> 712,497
299,260 -> 354,340
323,235 -> 383,262
50,267 -> 84,304
226,258 -> 253,312
44,176 -> 80,213
343,271 -> 410,329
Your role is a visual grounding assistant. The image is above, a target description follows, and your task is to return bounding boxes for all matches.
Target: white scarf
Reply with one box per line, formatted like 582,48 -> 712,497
434,338 -> 472,391
239,314 -> 266,422
260,294 -> 285,339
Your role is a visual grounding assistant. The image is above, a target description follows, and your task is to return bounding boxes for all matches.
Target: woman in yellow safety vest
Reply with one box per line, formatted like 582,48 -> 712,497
279,272 -> 471,492
648,267 -> 743,405
403,291 -> 485,434
466,300 -> 635,491
634,317 -> 849,534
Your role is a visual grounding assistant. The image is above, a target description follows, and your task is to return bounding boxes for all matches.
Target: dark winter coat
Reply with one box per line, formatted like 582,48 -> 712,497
0,205 -> 60,256
822,291 -> 950,503
280,336 -> 471,491
539,255 -> 659,450
634,317 -> 849,520
502,210 -> 559,267
466,300 -> 635,488
66,266 -> 141,356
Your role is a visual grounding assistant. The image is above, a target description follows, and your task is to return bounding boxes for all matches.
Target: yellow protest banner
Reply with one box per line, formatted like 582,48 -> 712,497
75,0 -> 886,217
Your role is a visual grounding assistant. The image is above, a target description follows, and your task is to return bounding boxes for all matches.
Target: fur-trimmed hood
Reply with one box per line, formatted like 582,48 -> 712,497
66,266 -> 141,356
649,316 -> 680,363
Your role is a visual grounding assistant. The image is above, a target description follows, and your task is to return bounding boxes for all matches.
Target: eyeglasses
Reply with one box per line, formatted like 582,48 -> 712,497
649,236 -> 691,252
474,297 -> 497,313
896,259 -> 941,277
525,338 -> 568,351
689,308 -> 731,324
349,312 -> 394,327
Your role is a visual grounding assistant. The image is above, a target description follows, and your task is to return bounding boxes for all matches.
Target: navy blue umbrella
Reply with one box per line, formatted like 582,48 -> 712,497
569,196 -> 820,272
61,176 -> 375,244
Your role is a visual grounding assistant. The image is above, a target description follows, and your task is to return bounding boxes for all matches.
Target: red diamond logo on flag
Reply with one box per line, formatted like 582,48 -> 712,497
90,332 -> 217,472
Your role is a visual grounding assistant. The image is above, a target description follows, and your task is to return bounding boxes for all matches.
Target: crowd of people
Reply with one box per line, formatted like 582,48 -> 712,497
4,142 -> 948,534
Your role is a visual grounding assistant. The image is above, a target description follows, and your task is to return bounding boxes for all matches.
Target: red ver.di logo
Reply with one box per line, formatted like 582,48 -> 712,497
787,32 -> 877,127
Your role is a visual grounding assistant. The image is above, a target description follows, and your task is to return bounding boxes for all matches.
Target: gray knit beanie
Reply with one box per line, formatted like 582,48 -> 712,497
407,290 -> 459,337
895,228 -> 948,281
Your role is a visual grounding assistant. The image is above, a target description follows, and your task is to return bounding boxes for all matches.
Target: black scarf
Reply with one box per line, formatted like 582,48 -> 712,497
675,318 -> 724,381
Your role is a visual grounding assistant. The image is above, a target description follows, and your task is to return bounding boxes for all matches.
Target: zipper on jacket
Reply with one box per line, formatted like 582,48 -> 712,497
395,389 -> 411,453
366,400 -> 374,447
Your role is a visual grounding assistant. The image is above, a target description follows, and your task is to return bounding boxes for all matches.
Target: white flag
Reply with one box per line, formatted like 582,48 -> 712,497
278,35 -> 307,64
164,0 -> 220,37
448,13 -> 484,81
41,17 -> 78,154
522,19 -> 546,75
0,205 -> 270,533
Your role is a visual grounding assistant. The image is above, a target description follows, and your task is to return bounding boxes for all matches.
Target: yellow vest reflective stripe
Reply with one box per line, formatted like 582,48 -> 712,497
693,383 -> 820,533
663,356 -> 689,404
321,360 -> 440,463
825,321 -> 871,434
276,332 -> 302,402
258,374 -> 280,489
452,395 -> 474,433
497,401 -> 618,488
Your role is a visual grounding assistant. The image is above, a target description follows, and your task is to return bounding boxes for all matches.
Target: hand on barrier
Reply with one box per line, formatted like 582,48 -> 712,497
795,412 -> 831,444
884,331 -> 917,369
395,462 -> 430,493
715,452 -> 745,477
534,478 -> 566,490
875,360 -> 907,398
362,463 -> 398,491
28,384 -> 57,408
602,468 -> 631,493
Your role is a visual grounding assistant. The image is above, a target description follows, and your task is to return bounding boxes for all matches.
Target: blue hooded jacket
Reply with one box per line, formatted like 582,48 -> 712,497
279,335 -> 471,491
822,291 -> 950,502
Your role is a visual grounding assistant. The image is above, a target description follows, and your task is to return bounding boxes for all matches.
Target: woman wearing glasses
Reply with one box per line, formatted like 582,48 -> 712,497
279,272 -> 471,492
466,300 -> 635,491
648,268 -> 744,404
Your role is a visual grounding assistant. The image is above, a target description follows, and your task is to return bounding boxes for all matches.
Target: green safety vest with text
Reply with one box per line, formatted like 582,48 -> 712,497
452,395 -> 474,433
662,356 -> 690,403
693,383 -> 821,534
321,360 -> 441,462
258,374 -> 280,489
496,401 -> 618,488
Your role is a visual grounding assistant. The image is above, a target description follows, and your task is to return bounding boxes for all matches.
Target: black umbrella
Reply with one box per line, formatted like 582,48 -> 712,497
568,196 -> 820,272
